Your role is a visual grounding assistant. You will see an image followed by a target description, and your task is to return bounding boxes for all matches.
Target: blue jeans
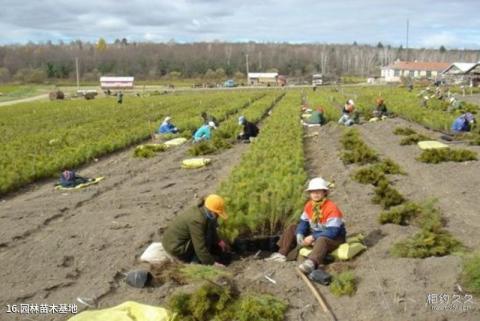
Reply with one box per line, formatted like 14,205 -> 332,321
338,114 -> 354,126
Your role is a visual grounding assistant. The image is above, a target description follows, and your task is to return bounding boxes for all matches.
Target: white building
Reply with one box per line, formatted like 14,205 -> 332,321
464,63 -> 480,86
100,76 -> 135,89
247,72 -> 278,86
442,63 -> 477,84
381,61 -> 450,82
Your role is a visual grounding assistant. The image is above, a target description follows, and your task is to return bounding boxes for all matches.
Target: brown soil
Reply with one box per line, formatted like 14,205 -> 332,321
0,139 -> 249,321
297,119 -> 479,321
1,117 -> 479,321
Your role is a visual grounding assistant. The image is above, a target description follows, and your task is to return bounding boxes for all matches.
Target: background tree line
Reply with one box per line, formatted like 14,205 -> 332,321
0,39 -> 479,84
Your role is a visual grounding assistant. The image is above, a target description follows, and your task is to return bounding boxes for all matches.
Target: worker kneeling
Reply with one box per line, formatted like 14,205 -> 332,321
193,121 -> 216,142
302,107 -> 326,126
162,194 -> 230,266
338,99 -> 359,126
372,98 -> 389,119
157,116 -> 179,134
237,116 -> 259,142
451,112 -> 475,134
267,177 -> 346,275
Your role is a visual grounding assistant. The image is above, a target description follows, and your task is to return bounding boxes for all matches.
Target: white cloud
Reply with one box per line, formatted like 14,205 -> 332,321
0,0 -> 478,48
421,32 -> 461,49
96,17 -> 126,31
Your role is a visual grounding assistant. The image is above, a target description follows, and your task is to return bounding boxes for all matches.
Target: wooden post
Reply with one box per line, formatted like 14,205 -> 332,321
295,267 -> 337,321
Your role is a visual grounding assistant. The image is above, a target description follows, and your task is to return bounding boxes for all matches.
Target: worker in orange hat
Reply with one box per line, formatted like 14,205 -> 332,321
162,194 -> 230,266
372,98 -> 389,119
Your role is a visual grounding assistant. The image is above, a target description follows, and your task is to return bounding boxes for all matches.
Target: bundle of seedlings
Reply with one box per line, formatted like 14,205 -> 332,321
167,274 -> 287,321
461,252 -> 480,295
390,229 -> 462,258
389,202 -> 463,258
400,133 -> 431,145
329,271 -> 357,297
212,136 -> 232,151
352,166 -> 387,186
372,180 -> 405,209
352,159 -> 404,185
188,140 -> 218,156
379,201 -> 444,229
393,127 -> 416,136
341,148 -> 379,165
340,129 -> 379,165
133,144 -> 167,158
417,148 -> 477,164
378,202 -> 423,225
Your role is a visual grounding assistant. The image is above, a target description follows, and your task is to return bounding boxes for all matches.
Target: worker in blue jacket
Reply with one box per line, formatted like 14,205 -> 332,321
193,121 -> 216,142
158,116 -> 178,134
451,113 -> 475,133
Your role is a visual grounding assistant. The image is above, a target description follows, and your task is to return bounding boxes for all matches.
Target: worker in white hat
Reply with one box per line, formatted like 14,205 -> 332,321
193,121 -> 216,142
157,116 -> 179,134
266,177 -> 346,275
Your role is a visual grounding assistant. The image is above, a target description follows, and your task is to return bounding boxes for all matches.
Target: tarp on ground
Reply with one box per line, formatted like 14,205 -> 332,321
68,301 -> 175,321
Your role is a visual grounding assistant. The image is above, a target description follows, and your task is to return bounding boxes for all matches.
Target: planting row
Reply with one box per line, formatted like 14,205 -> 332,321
0,90 -> 268,194
188,92 -> 285,156
339,129 -> 463,258
217,92 -> 307,241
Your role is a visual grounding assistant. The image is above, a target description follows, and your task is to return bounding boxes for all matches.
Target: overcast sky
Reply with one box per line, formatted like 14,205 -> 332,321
0,0 -> 479,49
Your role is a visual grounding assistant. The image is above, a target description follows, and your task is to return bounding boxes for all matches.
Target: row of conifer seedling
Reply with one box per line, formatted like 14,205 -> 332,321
343,127 -> 479,296
341,128 -> 463,258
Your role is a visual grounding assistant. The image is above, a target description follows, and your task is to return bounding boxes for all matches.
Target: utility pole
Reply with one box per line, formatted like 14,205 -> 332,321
406,19 -> 409,62
75,57 -> 80,90
245,54 -> 250,85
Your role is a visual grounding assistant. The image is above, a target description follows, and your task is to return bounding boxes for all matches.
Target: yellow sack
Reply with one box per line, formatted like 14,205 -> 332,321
299,237 -> 366,261
346,233 -> 365,244
55,177 -> 104,190
417,141 -> 448,150
68,301 -> 175,321
299,247 -> 313,257
369,117 -> 379,122
182,158 -> 211,169
331,242 -> 367,260
164,137 -> 188,147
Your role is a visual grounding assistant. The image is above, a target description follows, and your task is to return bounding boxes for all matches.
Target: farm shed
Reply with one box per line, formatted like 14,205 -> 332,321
100,76 -> 135,89
464,63 -> 480,86
247,72 -> 279,86
381,61 -> 450,82
441,62 -> 477,84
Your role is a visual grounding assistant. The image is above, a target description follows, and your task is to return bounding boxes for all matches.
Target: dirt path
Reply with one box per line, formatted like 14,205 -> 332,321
0,138 -> 250,320
1,113 -> 478,321
298,120 -> 479,321
0,94 -> 50,107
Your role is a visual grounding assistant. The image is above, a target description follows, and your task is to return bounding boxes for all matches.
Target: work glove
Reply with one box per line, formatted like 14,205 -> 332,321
296,234 -> 304,246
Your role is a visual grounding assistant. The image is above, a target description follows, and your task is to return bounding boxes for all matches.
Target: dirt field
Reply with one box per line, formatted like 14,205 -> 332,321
1,117 -> 479,321
299,118 -> 479,321
0,138 -> 250,321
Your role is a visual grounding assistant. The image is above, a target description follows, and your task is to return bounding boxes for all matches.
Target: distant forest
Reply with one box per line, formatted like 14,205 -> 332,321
0,39 -> 479,83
